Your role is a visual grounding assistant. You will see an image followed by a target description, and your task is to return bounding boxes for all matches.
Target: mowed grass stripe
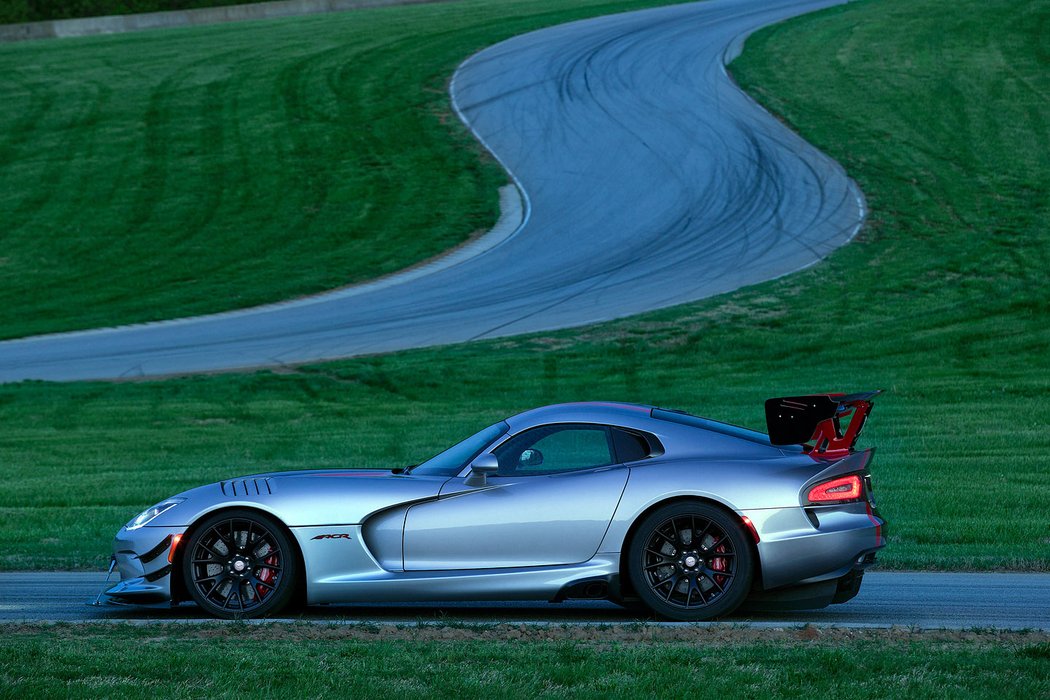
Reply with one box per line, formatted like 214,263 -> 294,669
0,0 -> 1047,572
0,0 -> 688,340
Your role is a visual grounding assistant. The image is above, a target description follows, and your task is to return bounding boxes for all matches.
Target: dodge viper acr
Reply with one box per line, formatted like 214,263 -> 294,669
103,393 -> 886,620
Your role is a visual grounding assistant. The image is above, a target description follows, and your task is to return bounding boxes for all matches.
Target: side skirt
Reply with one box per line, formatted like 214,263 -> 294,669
305,557 -> 619,605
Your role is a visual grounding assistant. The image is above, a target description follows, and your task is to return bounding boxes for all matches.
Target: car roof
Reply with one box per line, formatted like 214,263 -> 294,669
505,402 -> 655,430
504,401 -> 794,456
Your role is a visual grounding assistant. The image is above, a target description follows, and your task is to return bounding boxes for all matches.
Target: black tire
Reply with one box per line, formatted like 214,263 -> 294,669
627,501 -> 753,621
182,509 -> 298,619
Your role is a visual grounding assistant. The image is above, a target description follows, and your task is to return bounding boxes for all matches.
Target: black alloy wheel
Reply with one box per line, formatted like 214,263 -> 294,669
627,502 -> 753,621
182,509 -> 297,619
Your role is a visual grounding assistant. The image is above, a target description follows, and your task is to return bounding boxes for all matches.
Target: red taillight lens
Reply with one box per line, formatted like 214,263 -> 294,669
807,475 -> 863,503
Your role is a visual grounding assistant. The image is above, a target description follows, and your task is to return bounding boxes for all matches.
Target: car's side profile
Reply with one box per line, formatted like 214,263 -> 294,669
103,393 -> 886,620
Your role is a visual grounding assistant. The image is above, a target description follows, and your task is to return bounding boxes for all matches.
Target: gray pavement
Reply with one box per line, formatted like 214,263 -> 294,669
2,572 -> 1048,629
0,0 -> 864,382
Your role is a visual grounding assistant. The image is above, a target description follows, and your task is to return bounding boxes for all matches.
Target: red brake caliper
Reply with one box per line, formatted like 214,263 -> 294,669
711,544 -> 727,586
256,554 -> 278,599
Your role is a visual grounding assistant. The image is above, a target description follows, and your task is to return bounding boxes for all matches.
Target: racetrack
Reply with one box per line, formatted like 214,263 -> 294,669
2,572 -> 1048,629
0,0 -> 863,382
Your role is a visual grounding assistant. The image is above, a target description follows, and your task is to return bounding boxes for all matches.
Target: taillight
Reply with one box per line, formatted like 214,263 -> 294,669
807,474 -> 863,504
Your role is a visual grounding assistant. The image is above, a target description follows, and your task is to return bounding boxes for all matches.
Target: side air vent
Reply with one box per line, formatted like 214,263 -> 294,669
220,478 -> 273,497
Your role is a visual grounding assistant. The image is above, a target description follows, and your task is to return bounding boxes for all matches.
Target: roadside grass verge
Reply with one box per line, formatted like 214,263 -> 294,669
1,624 -> 1047,698
0,0 -> 686,340
0,0 -> 1047,572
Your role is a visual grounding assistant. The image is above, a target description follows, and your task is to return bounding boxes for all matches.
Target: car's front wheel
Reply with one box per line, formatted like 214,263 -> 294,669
627,501 -> 753,621
182,509 -> 298,619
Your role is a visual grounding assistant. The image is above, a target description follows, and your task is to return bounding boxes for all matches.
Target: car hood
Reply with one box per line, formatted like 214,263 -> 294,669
152,469 -> 448,528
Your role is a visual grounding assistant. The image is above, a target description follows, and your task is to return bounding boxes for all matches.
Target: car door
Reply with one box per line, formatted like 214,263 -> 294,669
402,424 -> 630,570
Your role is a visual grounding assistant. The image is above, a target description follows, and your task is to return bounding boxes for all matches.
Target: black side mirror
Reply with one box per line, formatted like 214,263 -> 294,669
465,454 -> 498,487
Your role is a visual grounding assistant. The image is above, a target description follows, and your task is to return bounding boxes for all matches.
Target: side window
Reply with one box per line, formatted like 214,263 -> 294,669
493,424 -> 614,475
611,428 -> 652,463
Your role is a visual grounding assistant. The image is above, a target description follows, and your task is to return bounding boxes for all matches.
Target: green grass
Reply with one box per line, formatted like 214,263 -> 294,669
0,0 -> 1048,572
1,625 -> 1047,698
0,0 -> 686,340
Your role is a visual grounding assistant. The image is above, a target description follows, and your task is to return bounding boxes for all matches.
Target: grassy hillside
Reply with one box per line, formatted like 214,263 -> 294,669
0,0 -> 684,340
0,0 -> 1046,572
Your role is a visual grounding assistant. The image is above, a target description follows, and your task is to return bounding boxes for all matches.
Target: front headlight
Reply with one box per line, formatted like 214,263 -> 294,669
125,499 -> 185,530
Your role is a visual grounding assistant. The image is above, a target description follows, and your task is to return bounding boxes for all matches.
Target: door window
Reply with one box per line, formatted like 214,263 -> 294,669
493,424 -> 614,475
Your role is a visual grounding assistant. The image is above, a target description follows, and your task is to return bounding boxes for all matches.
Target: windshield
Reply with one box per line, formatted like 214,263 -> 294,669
409,421 -> 510,476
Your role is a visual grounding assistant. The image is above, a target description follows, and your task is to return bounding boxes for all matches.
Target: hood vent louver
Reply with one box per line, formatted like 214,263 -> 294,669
220,478 -> 273,497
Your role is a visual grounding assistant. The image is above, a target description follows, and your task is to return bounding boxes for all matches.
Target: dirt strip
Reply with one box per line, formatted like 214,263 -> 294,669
6,622 -> 1049,646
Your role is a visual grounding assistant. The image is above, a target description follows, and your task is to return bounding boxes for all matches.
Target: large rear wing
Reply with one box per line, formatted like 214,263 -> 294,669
764,391 -> 882,456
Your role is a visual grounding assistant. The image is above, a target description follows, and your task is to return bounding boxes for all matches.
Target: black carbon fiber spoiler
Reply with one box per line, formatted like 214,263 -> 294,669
765,390 -> 882,456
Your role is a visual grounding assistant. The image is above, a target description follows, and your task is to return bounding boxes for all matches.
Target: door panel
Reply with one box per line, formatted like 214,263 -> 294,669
403,467 -> 629,570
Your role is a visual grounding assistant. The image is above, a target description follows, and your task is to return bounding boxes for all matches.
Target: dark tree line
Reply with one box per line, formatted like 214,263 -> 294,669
0,0 -> 275,23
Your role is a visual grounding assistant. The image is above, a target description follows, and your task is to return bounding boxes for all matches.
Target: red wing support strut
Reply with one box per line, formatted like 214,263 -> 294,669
765,390 -> 882,457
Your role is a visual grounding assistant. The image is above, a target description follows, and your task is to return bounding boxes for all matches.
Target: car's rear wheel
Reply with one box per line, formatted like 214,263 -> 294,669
627,501 -> 752,621
182,509 -> 298,619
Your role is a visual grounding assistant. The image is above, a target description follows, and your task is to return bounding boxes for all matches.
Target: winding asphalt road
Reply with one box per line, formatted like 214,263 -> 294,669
0,0 -> 864,382
2,572 -> 1048,629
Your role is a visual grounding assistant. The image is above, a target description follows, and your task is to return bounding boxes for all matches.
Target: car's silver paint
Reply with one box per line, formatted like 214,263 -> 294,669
592,453 -> 877,591
404,468 -> 630,570
303,556 -> 620,604
106,402 -> 884,608
289,525 -> 387,604
146,472 -> 449,528
744,505 -> 878,588
288,523 -> 612,606
107,524 -> 184,602
360,508 -> 409,571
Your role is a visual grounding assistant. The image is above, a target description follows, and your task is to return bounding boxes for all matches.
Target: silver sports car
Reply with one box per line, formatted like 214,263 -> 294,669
103,393 -> 886,620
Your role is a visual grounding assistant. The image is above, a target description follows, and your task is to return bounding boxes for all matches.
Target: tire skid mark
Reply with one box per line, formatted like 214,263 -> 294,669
0,0 -> 867,380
